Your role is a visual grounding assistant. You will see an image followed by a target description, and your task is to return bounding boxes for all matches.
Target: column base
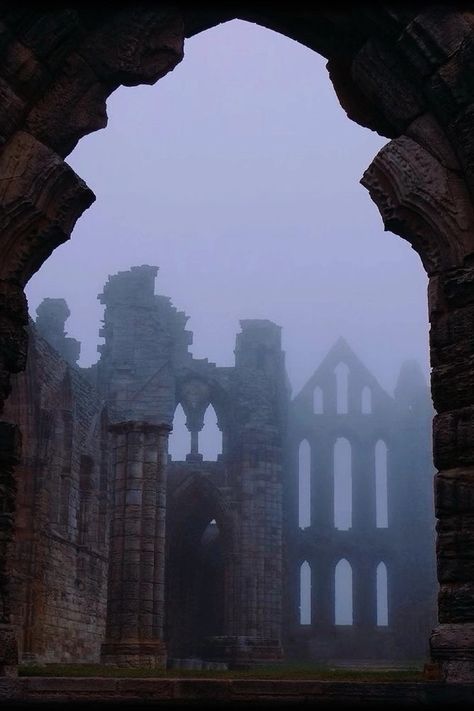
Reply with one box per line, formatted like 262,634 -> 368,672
0,624 -> 18,677
430,623 -> 474,682
101,640 -> 167,668
202,636 -> 283,669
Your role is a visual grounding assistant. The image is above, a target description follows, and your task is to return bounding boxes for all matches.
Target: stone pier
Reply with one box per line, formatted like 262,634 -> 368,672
101,421 -> 171,667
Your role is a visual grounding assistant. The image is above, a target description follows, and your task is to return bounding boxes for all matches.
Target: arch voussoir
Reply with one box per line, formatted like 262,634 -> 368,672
361,135 -> 474,274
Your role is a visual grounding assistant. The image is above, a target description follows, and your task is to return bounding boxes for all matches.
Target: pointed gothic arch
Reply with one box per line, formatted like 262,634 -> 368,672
0,4 -> 472,679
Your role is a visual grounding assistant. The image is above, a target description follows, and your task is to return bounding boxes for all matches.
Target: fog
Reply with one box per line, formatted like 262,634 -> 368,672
22,17 -> 433,648
26,19 -> 430,401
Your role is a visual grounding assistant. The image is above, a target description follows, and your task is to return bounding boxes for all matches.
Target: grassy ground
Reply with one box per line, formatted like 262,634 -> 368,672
18,663 -> 425,681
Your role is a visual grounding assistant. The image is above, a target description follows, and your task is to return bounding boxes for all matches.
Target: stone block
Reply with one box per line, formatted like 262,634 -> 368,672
435,468 -> 474,515
437,514 -> 474,581
24,51 -> 109,156
433,408 -> 474,469
439,583 -> 474,622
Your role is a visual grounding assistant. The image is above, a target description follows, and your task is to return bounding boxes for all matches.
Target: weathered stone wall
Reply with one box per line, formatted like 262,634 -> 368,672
101,421 -> 170,668
285,339 -> 436,661
4,321 -> 109,663
99,268 -> 288,666
97,266 -> 192,425
1,4 -> 474,679
0,265 -> 439,669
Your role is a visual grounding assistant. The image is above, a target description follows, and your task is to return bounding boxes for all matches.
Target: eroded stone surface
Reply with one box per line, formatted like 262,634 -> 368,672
1,267 -> 435,672
0,3 -> 474,684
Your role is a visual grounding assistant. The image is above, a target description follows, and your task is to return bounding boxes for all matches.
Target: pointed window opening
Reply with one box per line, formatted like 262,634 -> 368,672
168,403 -> 189,461
300,561 -> 311,625
298,439 -> 311,529
334,437 -> 351,530
335,362 -> 349,414
200,404 -> 222,461
313,386 -> 323,414
376,562 -> 389,626
335,558 -> 353,625
375,440 -> 388,528
361,386 -> 372,414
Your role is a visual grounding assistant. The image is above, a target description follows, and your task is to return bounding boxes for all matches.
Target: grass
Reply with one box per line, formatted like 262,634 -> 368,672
18,662 -> 425,682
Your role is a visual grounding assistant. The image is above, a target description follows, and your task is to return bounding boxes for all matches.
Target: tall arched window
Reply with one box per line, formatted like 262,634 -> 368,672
361,386 -> 372,414
313,386 -> 323,414
300,561 -> 311,625
168,403 -> 189,460
334,437 -> 351,530
375,440 -> 388,528
376,562 -> 389,626
298,440 -> 311,529
200,404 -> 222,461
335,362 -> 349,414
335,558 -> 353,625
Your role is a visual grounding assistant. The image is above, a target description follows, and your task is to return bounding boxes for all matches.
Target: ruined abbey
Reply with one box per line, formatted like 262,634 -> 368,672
3,2 -> 474,698
3,265 -> 436,669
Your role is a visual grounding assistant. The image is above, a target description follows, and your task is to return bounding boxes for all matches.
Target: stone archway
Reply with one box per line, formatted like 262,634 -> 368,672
1,4 -> 474,680
165,473 -> 235,661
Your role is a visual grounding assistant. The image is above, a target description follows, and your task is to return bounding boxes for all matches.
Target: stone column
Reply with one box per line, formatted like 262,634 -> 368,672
353,559 -> 377,630
352,439 -> 376,533
208,426 -> 283,667
0,421 -> 21,676
313,554 -> 334,631
186,428 -> 202,463
429,269 -> 474,681
185,411 -> 203,463
312,438 -> 334,531
101,421 -> 171,667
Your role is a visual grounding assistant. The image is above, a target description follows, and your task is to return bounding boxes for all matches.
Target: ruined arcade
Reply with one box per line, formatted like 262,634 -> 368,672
1,2 -> 474,699
4,265 -> 436,670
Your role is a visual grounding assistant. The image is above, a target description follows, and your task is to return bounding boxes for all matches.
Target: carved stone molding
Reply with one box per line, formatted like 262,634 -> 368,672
362,135 -> 474,274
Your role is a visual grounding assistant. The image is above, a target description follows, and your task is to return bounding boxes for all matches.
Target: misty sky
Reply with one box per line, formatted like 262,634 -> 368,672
26,19 -> 430,399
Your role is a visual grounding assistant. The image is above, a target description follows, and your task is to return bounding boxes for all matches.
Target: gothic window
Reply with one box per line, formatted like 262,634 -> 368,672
200,405 -> 222,461
335,558 -> 353,625
375,440 -> 388,528
335,362 -> 349,414
298,439 -> 311,528
376,562 -> 389,626
300,561 -> 311,625
334,437 -> 351,530
168,403 -> 189,460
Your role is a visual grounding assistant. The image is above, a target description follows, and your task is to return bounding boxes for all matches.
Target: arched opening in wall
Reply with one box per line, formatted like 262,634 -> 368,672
298,439 -> 311,529
335,559 -> 353,626
361,386 -> 372,414
199,405 -> 222,461
300,561 -> 311,625
18,15 -> 436,667
168,404 -> 189,461
313,386 -> 323,414
166,509 -> 226,658
335,363 -> 349,415
334,437 -> 351,530
375,440 -> 388,528
376,562 -> 389,627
